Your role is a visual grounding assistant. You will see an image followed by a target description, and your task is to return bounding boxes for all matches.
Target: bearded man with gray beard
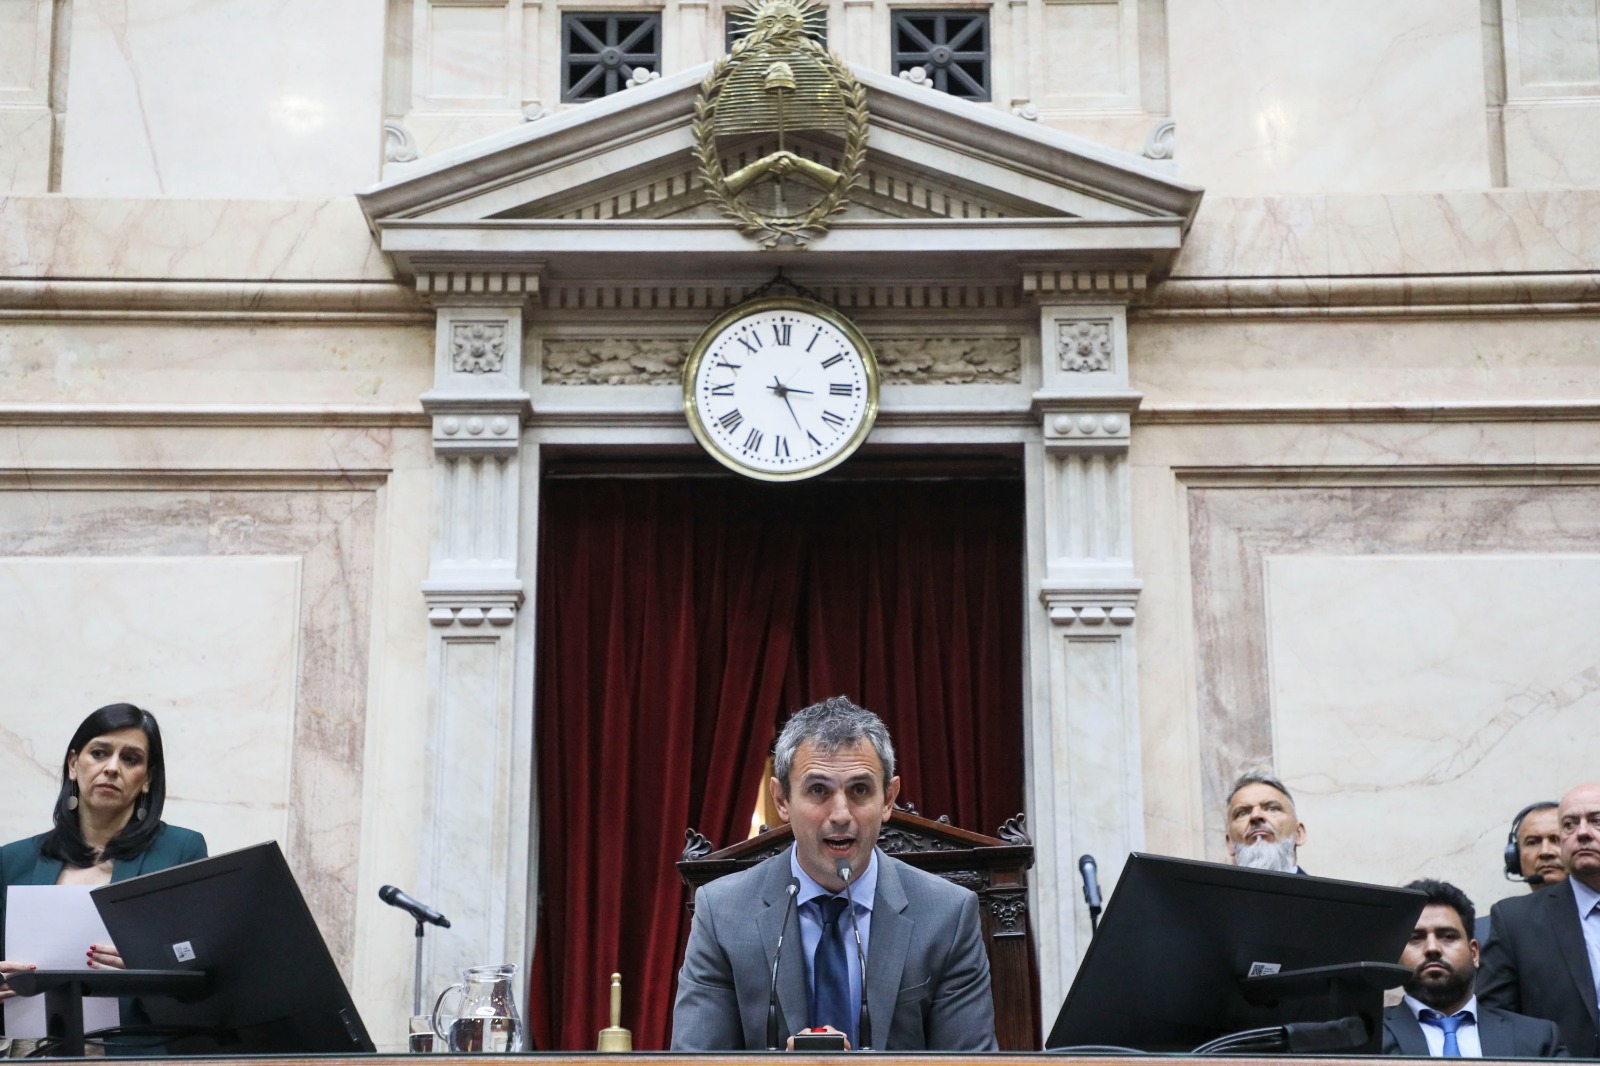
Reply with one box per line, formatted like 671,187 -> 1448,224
1224,771 -> 1308,874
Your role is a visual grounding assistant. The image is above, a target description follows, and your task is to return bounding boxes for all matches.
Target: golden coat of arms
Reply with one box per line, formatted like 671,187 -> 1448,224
693,0 -> 868,247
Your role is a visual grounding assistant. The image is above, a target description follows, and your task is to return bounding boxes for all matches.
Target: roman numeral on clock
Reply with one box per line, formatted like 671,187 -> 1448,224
710,383 -> 734,396
736,334 -> 763,354
772,323 -> 792,345
820,354 -> 844,368
718,409 -> 743,432
821,410 -> 846,428
773,435 -> 790,458
829,383 -> 853,396
743,427 -> 764,452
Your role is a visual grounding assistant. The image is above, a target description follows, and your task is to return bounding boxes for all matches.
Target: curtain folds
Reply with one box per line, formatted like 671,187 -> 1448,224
529,476 -> 1023,1051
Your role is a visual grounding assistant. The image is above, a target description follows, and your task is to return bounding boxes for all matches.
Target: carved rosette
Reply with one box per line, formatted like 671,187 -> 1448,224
452,321 -> 508,374
1057,320 -> 1113,373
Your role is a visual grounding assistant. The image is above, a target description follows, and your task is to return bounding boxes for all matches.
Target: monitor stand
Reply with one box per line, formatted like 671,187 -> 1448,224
5,968 -> 208,1056
1240,961 -> 1413,1054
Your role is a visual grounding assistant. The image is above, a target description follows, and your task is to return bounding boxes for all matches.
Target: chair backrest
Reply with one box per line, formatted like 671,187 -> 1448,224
677,805 -> 1040,1050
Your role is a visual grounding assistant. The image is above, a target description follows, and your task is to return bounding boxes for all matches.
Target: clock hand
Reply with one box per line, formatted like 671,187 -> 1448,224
783,386 -> 813,395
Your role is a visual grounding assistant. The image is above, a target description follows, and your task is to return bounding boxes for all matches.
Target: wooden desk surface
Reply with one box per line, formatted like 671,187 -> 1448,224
46,1049 -> 1536,1056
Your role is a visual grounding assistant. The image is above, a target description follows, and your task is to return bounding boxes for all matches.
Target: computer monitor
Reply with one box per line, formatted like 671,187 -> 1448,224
1046,853 -> 1426,1053
92,840 -> 374,1055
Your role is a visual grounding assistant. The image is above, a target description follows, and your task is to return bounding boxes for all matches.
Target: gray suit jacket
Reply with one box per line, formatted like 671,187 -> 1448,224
670,846 -> 996,1051
1381,1002 -> 1567,1057
1478,878 -> 1600,1057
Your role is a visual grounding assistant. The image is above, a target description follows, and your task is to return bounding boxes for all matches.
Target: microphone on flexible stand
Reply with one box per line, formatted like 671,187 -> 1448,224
379,885 -> 451,928
835,860 -> 873,1051
380,885 -> 451,1017
1078,855 -> 1103,935
766,880 -> 800,1051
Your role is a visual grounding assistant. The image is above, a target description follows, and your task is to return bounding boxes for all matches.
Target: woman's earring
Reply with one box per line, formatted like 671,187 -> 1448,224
66,784 -> 80,811
135,799 -> 148,822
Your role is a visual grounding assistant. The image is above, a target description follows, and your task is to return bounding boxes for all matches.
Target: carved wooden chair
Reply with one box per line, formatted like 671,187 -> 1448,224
677,805 -> 1040,1050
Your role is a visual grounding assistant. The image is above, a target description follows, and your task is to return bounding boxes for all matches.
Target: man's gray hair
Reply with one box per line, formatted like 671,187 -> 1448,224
773,696 -> 896,798
1227,770 -> 1295,809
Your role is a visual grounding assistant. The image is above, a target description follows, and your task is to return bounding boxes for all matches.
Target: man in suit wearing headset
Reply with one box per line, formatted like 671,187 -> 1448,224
1479,802 -> 1568,941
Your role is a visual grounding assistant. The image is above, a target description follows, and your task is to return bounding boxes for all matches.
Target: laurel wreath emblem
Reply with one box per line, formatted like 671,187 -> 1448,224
692,22 -> 868,247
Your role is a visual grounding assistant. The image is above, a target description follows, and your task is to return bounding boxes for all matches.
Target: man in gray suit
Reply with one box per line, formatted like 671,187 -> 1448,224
1382,878 -> 1566,1057
670,697 -> 996,1051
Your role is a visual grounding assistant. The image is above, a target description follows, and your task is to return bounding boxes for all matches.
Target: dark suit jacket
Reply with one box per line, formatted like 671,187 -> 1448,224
1,824 -> 209,1037
1478,878 -> 1600,1057
1381,1002 -> 1567,1057
670,846 -> 996,1051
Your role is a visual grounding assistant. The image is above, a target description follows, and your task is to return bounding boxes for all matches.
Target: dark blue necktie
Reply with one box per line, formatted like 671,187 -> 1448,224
1422,1010 -> 1466,1057
810,896 -> 856,1047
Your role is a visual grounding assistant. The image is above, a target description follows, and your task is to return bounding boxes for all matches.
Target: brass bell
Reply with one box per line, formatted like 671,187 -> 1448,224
596,973 -> 632,1052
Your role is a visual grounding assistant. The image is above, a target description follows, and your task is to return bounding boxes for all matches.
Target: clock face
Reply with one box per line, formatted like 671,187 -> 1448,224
683,297 -> 879,481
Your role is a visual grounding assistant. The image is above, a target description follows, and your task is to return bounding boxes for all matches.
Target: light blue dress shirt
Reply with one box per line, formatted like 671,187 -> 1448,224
1403,994 -> 1484,1057
1570,875 -> 1600,1010
789,846 -> 877,1032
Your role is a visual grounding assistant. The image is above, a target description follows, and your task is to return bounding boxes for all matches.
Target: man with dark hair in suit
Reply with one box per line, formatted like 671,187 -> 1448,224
1383,878 -> 1566,1057
1479,783 -> 1600,1057
670,697 -> 996,1051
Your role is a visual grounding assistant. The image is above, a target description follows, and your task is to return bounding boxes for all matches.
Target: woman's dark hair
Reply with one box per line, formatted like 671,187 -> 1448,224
39,703 -> 169,866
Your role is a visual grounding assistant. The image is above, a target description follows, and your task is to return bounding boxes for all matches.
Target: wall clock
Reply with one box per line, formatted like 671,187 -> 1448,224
683,296 -> 879,481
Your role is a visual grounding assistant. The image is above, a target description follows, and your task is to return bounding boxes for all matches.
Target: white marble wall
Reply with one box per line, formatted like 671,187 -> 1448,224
56,0 -> 387,196
0,556 -> 301,852
1166,0 -> 1492,195
0,485 -> 380,971
1265,553 -> 1600,911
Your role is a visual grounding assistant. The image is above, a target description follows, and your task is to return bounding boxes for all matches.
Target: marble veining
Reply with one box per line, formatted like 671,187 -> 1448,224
1188,484 -> 1600,915
1166,0 -> 1491,197
57,0 -> 387,198
0,486 -> 377,975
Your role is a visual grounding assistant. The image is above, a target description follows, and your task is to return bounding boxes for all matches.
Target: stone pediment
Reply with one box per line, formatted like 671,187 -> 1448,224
358,63 -> 1202,283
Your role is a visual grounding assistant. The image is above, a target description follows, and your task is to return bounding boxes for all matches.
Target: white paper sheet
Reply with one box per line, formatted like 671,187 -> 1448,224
3,885 -> 121,1039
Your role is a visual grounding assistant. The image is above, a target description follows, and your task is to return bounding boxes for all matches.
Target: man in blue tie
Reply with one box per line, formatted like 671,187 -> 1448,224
1382,879 -> 1566,1057
671,697 -> 997,1051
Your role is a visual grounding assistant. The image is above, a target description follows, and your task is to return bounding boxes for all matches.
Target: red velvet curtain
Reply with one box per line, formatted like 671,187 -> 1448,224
528,475 -> 1023,1051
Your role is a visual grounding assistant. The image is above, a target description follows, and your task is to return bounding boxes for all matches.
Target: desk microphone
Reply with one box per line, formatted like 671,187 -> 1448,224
835,860 -> 873,1051
379,885 -> 451,928
1078,855 -> 1103,934
766,880 -> 800,1051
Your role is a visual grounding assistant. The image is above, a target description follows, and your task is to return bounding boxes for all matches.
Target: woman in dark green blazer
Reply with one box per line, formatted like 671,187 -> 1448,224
0,703 -> 207,1050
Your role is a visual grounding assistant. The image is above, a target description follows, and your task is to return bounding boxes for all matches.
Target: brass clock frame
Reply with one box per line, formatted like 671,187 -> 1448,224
682,295 -> 880,482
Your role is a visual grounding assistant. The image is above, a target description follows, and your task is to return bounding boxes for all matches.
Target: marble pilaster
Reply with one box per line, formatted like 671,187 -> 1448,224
414,274 -> 538,998
1025,294 -> 1144,1013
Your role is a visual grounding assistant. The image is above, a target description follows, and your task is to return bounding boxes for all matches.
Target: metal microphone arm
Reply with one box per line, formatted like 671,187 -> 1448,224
767,881 -> 800,1050
835,861 -> 873,1050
